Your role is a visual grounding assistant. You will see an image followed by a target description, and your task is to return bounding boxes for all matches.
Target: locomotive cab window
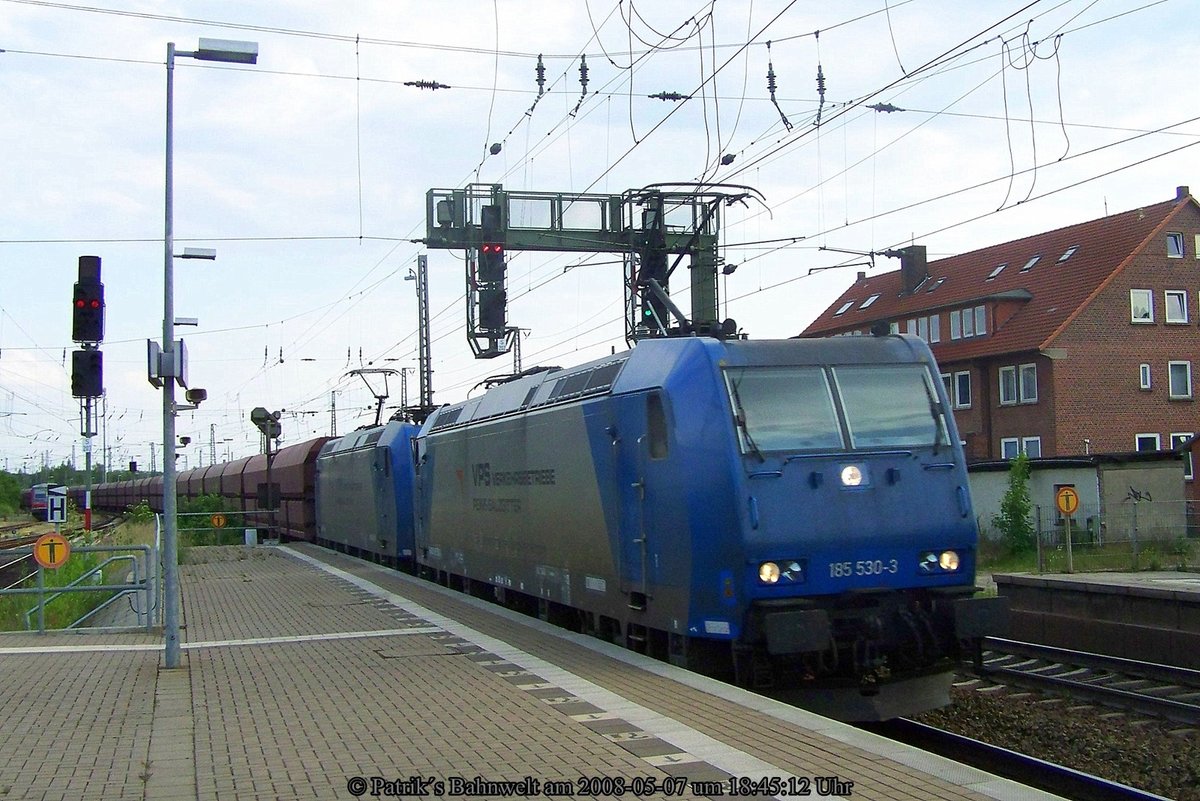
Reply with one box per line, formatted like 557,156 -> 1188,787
832,364 -> 948,449
725,367 -> 842,453
647,392 -> 669,460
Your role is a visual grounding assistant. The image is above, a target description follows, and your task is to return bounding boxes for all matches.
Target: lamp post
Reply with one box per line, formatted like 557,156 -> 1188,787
162,38 -> 258,670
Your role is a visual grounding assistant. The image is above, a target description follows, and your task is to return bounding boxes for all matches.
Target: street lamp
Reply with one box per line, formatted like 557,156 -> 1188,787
162,38 -> 258,670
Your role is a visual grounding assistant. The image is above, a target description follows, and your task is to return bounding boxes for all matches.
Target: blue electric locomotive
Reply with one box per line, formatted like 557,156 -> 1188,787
413,334 -> 1005,720
314,420 -> 419,563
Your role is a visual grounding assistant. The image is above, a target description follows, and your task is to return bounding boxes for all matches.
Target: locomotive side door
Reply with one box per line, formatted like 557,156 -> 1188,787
613,391 -> 668,607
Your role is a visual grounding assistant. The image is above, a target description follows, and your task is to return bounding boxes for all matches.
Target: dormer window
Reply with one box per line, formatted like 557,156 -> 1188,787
1020,255 -> 1041,272
1057,245 -> 1079,262
834,301 -> 854,316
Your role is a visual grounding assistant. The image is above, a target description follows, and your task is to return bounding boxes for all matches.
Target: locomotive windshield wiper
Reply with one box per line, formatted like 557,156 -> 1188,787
923,379 -> 944,456
728,378 -> 766,463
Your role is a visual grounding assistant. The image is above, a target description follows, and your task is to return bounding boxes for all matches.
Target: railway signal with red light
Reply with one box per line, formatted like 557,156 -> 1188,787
478,242 -> 506,284
71,255 -> 105,343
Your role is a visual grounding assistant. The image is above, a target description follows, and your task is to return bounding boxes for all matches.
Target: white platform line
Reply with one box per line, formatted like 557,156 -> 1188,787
0,626 -> 440,655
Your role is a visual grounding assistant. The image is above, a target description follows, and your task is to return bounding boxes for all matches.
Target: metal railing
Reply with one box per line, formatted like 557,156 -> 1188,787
0,542 -> 159,633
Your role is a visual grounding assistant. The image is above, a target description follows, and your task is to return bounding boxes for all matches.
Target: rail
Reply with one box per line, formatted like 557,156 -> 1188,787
973,636 -> 1200,726
871,718 -> 1171,801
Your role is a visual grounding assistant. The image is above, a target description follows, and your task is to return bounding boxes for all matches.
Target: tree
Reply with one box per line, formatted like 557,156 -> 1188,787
993,452 -> 1036,553
0,471 -> 20,515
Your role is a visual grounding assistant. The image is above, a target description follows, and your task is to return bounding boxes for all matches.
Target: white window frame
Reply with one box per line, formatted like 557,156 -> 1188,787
1171,432 -> 1195,480
928,314 -> 941,343
1130,289 -> 1153,323
999,366 -> 1017,406
1022,436 -> 1042,458
954,371 -> 972,409
1018,363 -> 1038,404
949,310 -> 962,340
974,305 -> 986,336
860,293 -> 880,309
962,309 -> 975,338
1136,433 -> 1161,452
1166,290 -> 1188,323
1169,360 -> 1193,399
1057,246 -> 1079,263
835,301 -> 854,316
1139,363 -> 1152,390
1020,255 -> 1041,272
940,372 -> 952,401
906,319 -> 917,335
1000,437 -> 1020,459
1167,232 -> 1184,258
986,263 -> 1007,280
889,321 -> 900,334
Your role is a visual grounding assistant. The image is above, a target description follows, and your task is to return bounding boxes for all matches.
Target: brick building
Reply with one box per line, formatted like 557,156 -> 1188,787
801,186 -> 1199,504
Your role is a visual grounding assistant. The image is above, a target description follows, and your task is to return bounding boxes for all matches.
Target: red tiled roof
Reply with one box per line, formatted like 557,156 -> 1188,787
802,194 -> 1192,360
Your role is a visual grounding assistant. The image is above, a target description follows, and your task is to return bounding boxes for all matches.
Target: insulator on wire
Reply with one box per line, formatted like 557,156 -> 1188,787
535,54 -> 546,98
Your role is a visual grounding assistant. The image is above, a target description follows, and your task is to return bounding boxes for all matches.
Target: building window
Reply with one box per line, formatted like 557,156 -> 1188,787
1130,289 -> 1153,323
835,301 -> 854,316
954,371 -> 972,408
1000,437 -> 1020,459
1167,232 -> 1184,258
962,309 -> 976,338
974,305 -> 986,336
1139,363 -> 1152,390
928,314 -> 941,343
949,310 -> 961,340
987,263 -> 1007,280
941,373 -> 952,401
906,319 -> 917,335
1057,246 -> 1079,262
1022,437 -> 1042,458
860,293 -> 880,309
917,317 -> 928,340
999,366 -> 1017,405
888,321 -> 900,334
1020,255 -> 1041,272
1136,433 -> 1161,452
1166,290 -> 1188,323
1169,361 -> 1193,399
1171,433 -> 1195,480
1019,363 -> 1037,403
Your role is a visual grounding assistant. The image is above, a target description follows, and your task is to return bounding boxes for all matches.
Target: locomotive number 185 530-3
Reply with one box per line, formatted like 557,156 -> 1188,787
828,559 -> 900,579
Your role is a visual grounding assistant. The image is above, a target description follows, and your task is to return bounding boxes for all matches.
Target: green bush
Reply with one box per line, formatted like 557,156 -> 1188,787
992,453 -> 1036,554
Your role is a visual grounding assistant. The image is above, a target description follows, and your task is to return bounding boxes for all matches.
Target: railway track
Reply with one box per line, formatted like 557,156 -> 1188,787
971,636 -> 1200,726
0,534 -> 41,550
869,718 -> 1173,801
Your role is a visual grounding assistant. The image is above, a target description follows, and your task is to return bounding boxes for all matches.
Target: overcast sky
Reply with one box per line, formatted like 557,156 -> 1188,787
1,0 -> 1196,474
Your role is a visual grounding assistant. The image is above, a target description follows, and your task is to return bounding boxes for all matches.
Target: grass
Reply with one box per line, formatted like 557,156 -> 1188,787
978,532 -> 1198,575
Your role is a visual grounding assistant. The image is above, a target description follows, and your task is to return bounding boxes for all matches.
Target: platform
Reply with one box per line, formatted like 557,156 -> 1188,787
0,545 -> 1064,801
995,570 -> 1200,668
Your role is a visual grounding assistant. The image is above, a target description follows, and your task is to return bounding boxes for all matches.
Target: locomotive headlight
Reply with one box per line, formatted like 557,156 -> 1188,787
758,562 -> 781,584
939,550 -> 960,571
840,464 -> 864,487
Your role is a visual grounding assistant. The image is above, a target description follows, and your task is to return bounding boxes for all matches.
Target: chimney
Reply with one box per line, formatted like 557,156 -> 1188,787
898,245 -> 928,294
856,271 -> 867,282
1178,185 -> 1191,201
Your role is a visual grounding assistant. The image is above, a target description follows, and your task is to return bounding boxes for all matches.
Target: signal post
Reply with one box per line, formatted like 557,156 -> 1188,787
71,255 -> 105,533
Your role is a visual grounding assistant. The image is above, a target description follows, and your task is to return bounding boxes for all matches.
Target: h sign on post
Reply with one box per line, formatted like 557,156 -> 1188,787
47,485 -> 68,524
